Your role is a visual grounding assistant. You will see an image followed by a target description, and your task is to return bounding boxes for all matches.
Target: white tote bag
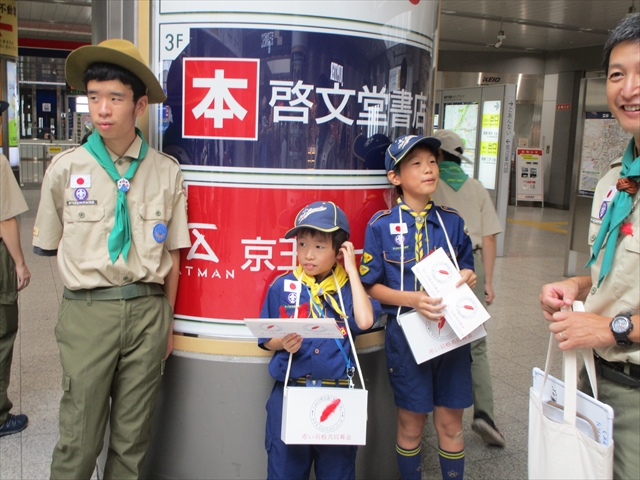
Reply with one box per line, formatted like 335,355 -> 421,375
528,331 -> 614,479
281,272 -> 368,445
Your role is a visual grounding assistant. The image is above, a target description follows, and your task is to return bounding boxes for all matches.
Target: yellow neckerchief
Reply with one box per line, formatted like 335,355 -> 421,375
398,197 -> 433,290
294,263 -> 348,319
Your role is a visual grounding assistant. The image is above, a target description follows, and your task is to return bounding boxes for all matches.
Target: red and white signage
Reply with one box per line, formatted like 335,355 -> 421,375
183,58 -> 260,140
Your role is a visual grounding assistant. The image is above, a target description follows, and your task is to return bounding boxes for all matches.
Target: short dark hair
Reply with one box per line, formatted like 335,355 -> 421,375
440,149 -> 461,165
83,62 -> 147,103
603,14 -> 640,73
392,144 -> 437,195
294,227 -> 349,256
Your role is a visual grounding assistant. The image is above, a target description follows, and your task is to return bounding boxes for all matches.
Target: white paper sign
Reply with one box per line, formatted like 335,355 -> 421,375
411,247 -> 490,339
244,317 -> 344,339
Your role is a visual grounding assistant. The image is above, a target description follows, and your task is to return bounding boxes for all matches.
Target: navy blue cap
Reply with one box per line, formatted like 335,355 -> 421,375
353,133 -> 391,170
284,201 -> 350,239
385,134 -> 441,172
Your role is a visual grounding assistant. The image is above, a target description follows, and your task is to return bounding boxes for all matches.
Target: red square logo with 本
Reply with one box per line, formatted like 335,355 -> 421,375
183,58 -> 260,140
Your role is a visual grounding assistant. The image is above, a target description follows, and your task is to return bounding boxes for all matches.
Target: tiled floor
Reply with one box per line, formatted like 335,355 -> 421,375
1,188 -> 590,480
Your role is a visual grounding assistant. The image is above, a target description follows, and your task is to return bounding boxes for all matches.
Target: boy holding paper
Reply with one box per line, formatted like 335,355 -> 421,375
359,135 -> 476,480
258,201 -> 376,480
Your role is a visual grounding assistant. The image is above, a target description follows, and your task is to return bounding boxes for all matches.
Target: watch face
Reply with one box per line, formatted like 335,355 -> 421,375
612,317 -> 630,333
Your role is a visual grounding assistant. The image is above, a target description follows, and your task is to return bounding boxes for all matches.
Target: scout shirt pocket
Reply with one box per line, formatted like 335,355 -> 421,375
133,203 -> 172,259
615,221 -> 639,305
62,205 -> 107,262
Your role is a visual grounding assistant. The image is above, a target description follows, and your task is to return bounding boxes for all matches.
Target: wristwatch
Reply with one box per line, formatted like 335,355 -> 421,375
610,313 -> 634,346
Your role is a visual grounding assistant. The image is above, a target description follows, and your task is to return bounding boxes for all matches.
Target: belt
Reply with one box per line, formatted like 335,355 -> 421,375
594,354 -> 640,388
289,377 -> 350,388
63,283 -> 164,301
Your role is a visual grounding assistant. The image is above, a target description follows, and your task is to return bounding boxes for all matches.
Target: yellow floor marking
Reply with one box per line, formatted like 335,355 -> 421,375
507,219 -> 568,234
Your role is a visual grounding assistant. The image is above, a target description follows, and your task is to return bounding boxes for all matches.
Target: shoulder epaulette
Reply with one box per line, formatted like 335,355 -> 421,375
157,151 -> 181,165
439,205 -> 463,218
48,146 -> 81,168
268,271 -> 291,288
369,209 -> 392,225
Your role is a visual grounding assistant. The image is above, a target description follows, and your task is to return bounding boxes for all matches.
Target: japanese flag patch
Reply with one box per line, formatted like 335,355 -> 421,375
70,174 -> 91,188
390,222 -> 408,234
284,280 -> 301,293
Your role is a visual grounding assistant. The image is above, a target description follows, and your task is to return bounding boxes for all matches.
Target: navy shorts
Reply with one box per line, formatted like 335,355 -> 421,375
385,317 -> 473,413
265,382 -> 357,480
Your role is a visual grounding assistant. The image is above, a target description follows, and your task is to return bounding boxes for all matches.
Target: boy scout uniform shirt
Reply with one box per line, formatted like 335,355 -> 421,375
258,272 -> 374,382
0,153 -> 28,233
432,178 -> 502,248
585,161 -> 639,365
359,202 -> 474,317
32,136 -> 191,289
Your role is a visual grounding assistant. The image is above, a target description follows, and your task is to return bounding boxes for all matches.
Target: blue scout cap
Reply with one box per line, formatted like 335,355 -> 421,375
284,201 -> 350,239
385,134 -> 441,172
353,133 -> 391,170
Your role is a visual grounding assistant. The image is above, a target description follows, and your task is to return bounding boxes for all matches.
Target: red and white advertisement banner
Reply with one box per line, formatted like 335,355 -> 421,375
175,184 -> 388,323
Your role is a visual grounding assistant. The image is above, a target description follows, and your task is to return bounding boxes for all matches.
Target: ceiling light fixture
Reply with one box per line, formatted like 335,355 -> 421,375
495,21 -> 506,48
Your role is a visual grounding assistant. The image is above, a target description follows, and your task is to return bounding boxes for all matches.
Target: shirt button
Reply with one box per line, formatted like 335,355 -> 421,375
314,348 -> 320,354
78,212 -> 85,218
389,368 -> 394,373
590,234 -> 596,242
155,210 -> 161,217
590,286 -> 597,295
123,276 -> 129,281
117,160 -> 124,166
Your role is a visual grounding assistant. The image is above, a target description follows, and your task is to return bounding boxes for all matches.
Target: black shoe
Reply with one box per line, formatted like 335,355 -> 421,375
472,412 -> 505,447
0,413 -> 28,437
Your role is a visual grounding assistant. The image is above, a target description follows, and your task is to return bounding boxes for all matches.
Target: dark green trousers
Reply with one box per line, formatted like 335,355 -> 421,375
50,293 -> 172,480
0,238 -> 18,425
471,250 -> 495,421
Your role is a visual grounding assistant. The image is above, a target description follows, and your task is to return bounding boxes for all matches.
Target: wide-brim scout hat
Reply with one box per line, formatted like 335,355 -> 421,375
0,101 -> 8,114
65,39 -> 166,104
354,133 -> 391,170
285,201 -> 350,239
433,129 -> 472,164
385,134 -> 441,172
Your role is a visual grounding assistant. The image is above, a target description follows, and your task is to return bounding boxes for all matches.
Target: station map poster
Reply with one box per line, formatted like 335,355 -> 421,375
443,102 -> 478,177
578,112 -> 630,197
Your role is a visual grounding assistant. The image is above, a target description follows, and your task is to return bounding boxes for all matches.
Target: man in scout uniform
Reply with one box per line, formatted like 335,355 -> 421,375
0,102 -> 32,436
540,14 -> 639,480
431,129 -> 505,447
32,39 -> 190,479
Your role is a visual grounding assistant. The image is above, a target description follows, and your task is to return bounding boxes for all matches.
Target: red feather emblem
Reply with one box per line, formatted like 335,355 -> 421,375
438,316 -> 446,335
320,398 -> 341,423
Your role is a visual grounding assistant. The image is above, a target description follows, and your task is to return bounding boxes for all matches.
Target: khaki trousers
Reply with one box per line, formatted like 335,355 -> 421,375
471,250 -> 495,421
580,366 -> 640,480
50,293 -> 171,480
0,238 -> 18,424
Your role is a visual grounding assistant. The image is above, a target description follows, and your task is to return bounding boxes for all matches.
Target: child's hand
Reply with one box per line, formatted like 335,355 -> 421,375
281,333 -> 303,353
410,291 -> 445,321
457,269 -> 477,289
339,241 -> 358,277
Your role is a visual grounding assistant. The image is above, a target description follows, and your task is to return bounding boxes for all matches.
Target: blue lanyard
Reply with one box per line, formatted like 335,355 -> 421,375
305,286 -> 351,372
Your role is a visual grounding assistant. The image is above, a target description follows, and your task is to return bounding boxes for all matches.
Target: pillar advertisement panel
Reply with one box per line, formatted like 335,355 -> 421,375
152,1 -> 440,334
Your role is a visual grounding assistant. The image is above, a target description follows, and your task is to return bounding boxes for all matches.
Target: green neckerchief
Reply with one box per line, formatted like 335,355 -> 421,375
586,138 -> 640,286
83,128 -> 148,263
438,160 -> 468,191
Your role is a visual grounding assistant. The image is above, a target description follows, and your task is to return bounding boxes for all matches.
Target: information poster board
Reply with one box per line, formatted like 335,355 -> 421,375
443,102 -> 478,177
577,112 -> 629,196
516,148 -> 544,202
478,100 -> 500,189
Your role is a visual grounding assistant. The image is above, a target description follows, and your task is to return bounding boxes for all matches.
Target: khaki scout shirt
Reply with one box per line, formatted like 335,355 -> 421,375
33,136 -> 191,290
0,153 -> 29,239
432,177 -> 502,248
585,162 -> 639,365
